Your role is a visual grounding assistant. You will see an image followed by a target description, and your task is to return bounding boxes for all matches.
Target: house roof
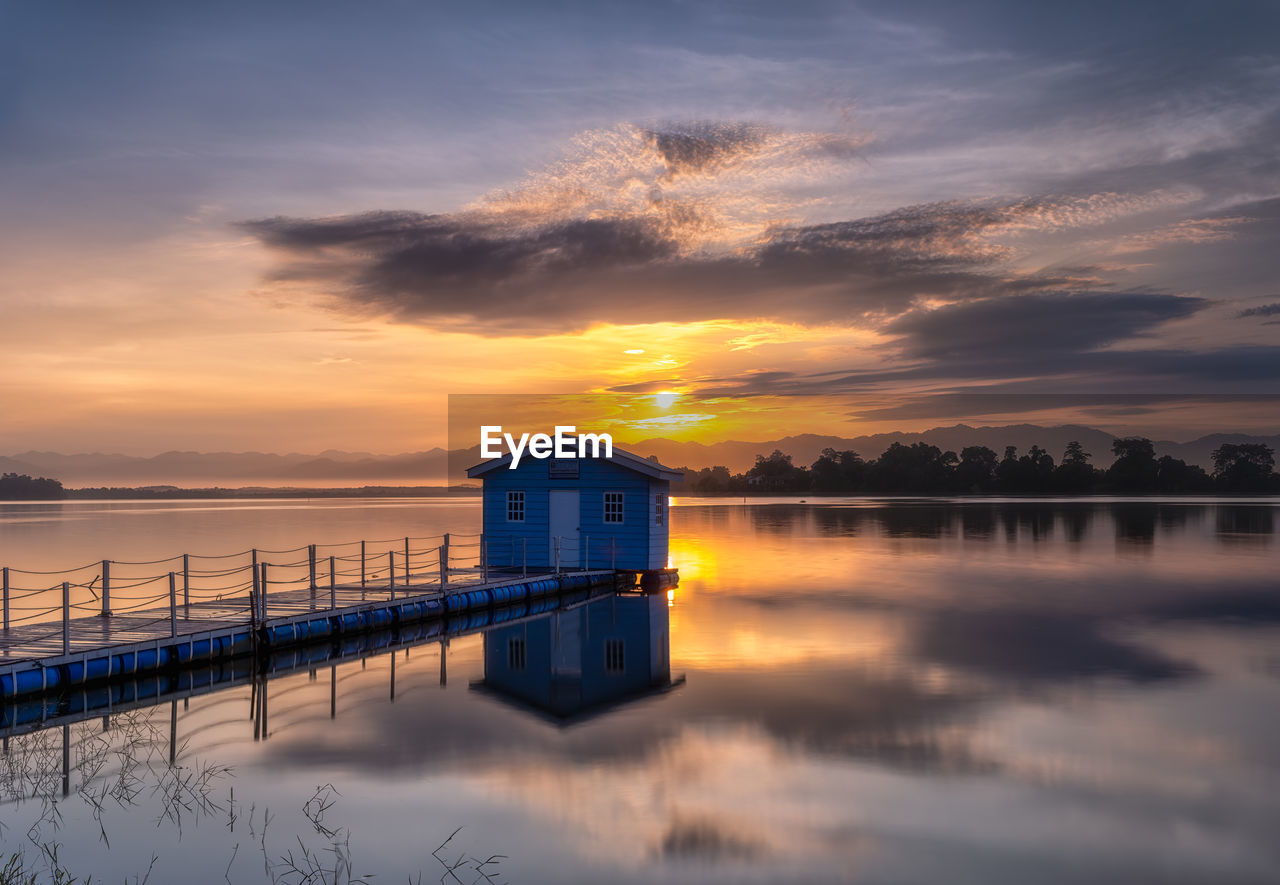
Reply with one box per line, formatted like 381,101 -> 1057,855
465,446 -> 683,481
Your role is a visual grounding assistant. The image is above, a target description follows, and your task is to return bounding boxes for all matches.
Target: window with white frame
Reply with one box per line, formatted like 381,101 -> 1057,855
507,490 -> 525,522
655,493 -> 665,525
603,491 -> 624,523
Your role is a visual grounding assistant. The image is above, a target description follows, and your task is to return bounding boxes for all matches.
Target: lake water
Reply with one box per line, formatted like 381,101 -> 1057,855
0,498 -> 1278,884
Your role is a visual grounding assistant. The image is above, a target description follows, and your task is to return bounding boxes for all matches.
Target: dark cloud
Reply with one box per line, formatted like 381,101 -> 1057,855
837,392 -> 1280,424
239,190 -> 1126,334
243,212 -> 676,287
679,280 -> 1280,401
688,347 -> 1280,406
884,291 -> 1205,362
242,211 -> 451,250
1238,302 -> 1280,319
644,122 -> 769,178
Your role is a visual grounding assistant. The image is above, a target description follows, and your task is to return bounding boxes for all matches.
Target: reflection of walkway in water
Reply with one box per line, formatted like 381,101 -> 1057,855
472,590 -> 684,724
0,583 -> 654,753
0,585 -> 683,824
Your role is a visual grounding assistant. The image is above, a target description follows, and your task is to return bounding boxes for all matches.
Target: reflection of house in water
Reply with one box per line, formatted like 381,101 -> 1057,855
473,591 -> 682,723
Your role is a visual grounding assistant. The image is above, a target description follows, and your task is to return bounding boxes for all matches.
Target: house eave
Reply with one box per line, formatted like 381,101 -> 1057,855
465,447 -> 683,482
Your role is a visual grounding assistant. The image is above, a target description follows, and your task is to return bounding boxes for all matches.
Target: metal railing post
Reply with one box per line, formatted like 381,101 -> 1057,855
62,581 -> 70,655
480,534 -> 488,583
259,563 -> 268,620
101,559 -> 111,616
360,541 -> 366,589
3,566 -> 10,631
388,550 -> 395,600
182,554 -> 190,618
169,571 -> 177,638
251,548 -> 260,609
554,536 -> 561,574
329,555 -> 336,609
404,537 -> 410,585
439,545 -> 448,591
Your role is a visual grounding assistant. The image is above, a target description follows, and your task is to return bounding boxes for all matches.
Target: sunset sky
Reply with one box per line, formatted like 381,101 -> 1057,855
3,0 -> 1278,455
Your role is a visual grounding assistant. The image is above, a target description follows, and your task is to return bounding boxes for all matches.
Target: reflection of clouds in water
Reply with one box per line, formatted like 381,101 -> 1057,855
460,723 -> 873,873
912,609 -> 1196,685
452,702 -> 1279,883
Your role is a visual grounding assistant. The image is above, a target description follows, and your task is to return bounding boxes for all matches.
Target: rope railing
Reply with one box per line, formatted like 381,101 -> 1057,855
107,554 -> 185,566
184,549 -> 253,560
5,561 -> 102,576
0,528 -> 600,657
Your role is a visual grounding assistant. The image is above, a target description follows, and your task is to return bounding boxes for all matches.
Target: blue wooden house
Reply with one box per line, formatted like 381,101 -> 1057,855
474,590 -> 681,723
466,447 -> 682,571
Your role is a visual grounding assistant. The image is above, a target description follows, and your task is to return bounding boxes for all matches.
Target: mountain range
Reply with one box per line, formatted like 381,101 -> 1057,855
3,424 -> 1277,487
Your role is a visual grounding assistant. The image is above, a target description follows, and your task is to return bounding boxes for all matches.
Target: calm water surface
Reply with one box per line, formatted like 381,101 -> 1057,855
0,498 -> 1278,884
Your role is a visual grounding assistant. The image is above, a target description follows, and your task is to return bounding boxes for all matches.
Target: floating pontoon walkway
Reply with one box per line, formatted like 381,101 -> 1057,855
0,530 -> 637,699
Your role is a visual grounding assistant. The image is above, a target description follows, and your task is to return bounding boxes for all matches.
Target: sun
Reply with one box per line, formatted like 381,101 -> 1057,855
654,391 -> 679,410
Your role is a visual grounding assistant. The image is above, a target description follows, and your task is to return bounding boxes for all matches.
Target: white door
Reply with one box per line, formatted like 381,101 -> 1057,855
548,490 -> 580,569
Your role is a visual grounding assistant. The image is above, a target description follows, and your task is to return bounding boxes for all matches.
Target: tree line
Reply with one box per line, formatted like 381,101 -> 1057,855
671,439 -> 1279,496
0,472 -> 66,499
4,440 -> 1277,499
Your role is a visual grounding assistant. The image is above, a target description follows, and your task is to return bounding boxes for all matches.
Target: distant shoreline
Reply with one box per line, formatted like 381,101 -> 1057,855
0,489 -> 1274,503
59,485 -> 481,499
